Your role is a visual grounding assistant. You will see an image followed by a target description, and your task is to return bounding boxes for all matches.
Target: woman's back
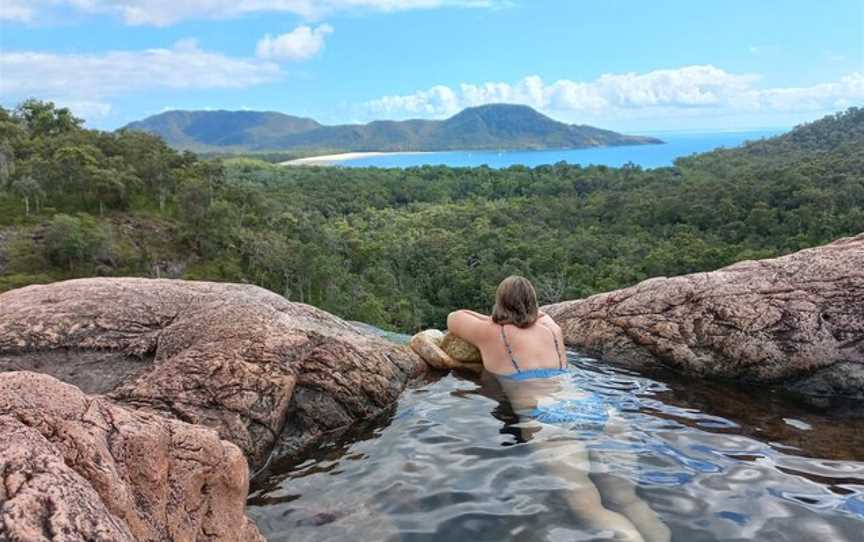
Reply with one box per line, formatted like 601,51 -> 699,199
445,275 -> 568,402
488,316 -> 570,412
481,315 -> 566,376
446,307 -> 569,410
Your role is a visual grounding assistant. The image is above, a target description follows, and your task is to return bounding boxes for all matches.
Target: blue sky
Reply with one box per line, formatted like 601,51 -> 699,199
1,0 -> 862,132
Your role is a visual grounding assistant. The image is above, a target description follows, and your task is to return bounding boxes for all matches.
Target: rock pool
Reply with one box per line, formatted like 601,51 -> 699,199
249,352 -> 864,541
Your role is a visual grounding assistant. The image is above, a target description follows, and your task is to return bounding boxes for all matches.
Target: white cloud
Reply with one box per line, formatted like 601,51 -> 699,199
744,73 -> 864,111
0,40 -> 282,122
369,85 -> 460,116
0,0 -> 34,21
256,24 -> 333,61
5,0 -> 503,26
361,66 -> 864,123
0,40 -> 281,100
56,100 -> 114,119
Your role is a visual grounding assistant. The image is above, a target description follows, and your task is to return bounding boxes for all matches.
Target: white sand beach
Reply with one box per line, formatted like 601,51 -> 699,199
280,151 -> 430,166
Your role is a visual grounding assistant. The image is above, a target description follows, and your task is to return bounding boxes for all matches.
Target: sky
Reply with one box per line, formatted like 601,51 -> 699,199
1,0 -> 862,133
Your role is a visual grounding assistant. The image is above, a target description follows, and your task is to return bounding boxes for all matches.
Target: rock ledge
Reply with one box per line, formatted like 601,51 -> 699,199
544,234 -> 864,397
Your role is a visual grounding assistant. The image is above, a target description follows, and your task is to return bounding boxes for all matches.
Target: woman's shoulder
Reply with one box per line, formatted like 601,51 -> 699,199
537,312 -> 560,330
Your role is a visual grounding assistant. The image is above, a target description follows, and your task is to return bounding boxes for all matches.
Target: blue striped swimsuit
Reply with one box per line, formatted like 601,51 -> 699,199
497,324 -> 609,429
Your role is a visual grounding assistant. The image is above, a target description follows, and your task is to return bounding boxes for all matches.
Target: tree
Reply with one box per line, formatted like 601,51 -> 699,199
86,160 -> 139,215
0,140 -> 14,185
10,176 -> 45,216
14,100 -> 82,137
52,145 -> 101,204
42,214 -> 111,271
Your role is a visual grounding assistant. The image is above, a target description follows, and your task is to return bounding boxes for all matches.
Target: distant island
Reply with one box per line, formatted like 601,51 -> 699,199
122,103 -> 662,153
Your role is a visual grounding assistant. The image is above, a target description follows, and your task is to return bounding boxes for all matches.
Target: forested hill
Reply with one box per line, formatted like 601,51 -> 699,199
745,107 -> 864,153
678,107 -> 864,167
1,101 -> 862,332
123,103 -> 661,153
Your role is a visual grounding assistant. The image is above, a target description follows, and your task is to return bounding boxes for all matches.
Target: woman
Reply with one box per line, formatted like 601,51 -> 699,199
447,275 -> 670,542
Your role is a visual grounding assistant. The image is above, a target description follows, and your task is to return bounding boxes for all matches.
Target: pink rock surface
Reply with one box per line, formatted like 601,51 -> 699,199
0,278 -> 430,539
0,371 -> 262,541
0,278 -> 428,468
544,234 -> 864,396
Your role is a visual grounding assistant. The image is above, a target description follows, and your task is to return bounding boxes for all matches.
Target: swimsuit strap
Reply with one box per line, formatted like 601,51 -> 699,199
501,323 -> 565,372
499,325 -> 521,372
550,326 -> 565,369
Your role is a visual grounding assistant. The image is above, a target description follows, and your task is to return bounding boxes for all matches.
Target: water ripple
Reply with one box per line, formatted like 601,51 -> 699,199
248,351 -> 864,541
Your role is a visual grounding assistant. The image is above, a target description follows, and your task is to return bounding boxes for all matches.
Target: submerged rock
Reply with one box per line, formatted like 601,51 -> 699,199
0,278 -> 428,468
0,371 -> 262,541
543,234 -> 864,397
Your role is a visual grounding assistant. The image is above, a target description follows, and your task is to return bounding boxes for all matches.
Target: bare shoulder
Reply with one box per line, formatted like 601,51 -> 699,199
473,315 -> 499,338
537,312 -> 560,330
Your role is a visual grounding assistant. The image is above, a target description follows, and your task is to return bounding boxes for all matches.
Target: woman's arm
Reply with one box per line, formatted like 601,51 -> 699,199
458,309 -> 490,321
447,309 -> 490,343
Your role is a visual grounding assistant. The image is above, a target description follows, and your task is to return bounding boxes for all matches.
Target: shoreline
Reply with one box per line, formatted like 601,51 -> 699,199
280,151 -> 432,166
276,131 -> 776,168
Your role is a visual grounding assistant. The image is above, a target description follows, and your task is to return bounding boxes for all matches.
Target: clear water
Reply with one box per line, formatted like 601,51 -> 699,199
248,352 -> 864,541
339,131 -> 785,169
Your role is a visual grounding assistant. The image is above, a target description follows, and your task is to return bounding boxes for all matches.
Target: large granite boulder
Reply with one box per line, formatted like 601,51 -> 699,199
0,371 -> 262,541
543,234 -> 864,397
0,278 -> 428,469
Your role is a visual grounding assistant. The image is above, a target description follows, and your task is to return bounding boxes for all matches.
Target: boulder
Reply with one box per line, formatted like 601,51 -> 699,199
409,329 -> 483,372
409,329 -> 452,370
0,278 -> 428,468
440,332 -> 483,363
543,234 -> 864,397
0,371 -> 262,541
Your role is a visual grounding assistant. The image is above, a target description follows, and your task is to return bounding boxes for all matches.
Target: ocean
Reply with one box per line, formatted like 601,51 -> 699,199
339,129 -> 785,169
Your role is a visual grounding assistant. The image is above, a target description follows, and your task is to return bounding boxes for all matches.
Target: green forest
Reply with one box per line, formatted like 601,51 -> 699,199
1,100 -> 862,332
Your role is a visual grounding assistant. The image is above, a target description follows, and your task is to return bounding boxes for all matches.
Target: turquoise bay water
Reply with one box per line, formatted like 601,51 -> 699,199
341,130 -> 785,169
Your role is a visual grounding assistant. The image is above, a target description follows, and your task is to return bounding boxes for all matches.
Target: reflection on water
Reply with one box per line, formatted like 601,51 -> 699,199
248,352 -> 864,541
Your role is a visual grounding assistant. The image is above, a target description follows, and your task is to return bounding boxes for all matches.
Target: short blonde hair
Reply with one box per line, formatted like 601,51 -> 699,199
491,275 -> 539,328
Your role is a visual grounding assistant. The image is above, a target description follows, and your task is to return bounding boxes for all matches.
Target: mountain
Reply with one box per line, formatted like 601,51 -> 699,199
123,104 -> 662,152
122,110 -> 322,150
